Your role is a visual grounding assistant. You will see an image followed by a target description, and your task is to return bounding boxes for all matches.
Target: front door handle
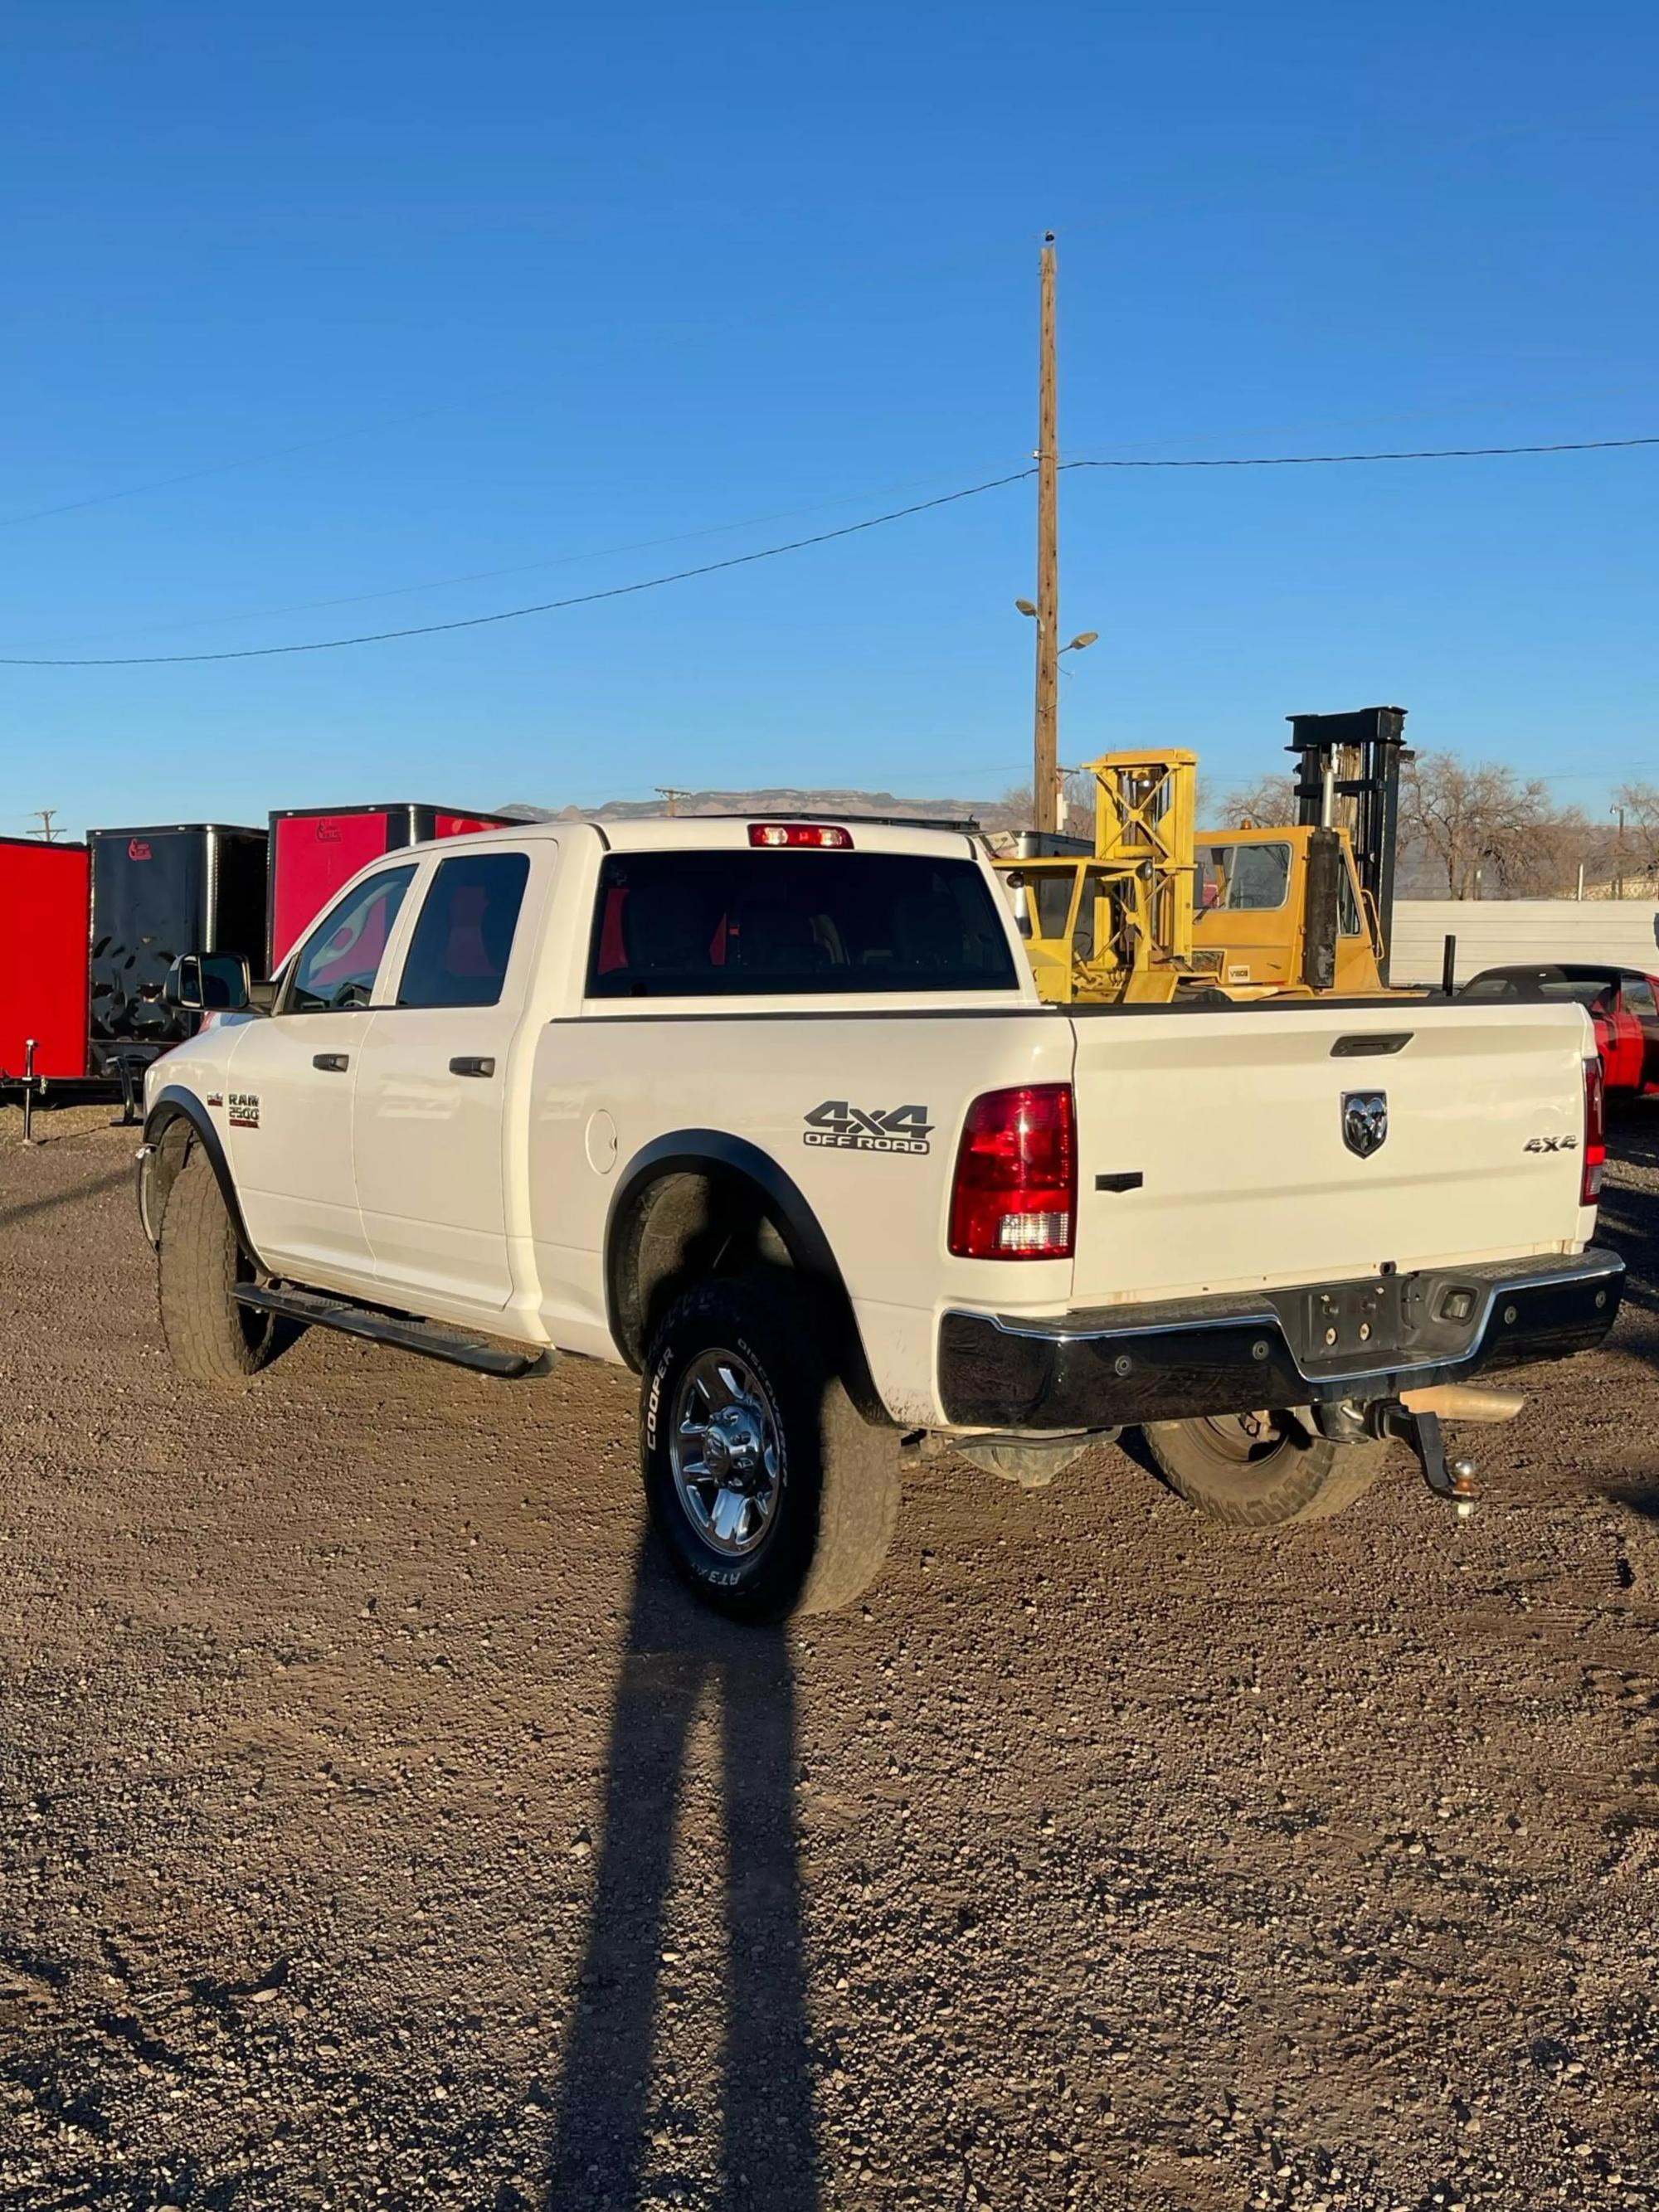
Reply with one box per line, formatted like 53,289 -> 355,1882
313,1052 -> 349,1072
449,1055 -> 496,1078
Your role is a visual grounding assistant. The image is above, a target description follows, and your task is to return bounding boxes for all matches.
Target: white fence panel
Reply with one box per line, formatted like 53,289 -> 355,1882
1389,900 -> 1659,987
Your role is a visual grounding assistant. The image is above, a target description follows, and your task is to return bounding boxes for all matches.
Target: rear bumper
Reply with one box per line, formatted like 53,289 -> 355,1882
937,1247 -> 1625,1432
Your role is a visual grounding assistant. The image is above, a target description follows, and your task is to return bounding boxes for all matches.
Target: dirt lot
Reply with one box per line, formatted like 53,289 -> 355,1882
0,1108 -> 1656,2212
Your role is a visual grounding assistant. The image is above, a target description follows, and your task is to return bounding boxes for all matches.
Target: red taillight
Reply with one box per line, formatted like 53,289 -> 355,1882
948,1084 -> 1076,1260
747,822 -> 854,849
1582,1055 -> 1605,1205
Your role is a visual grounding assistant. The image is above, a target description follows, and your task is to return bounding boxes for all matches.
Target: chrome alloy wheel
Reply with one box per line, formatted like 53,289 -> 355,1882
669,1349 -> 783,1556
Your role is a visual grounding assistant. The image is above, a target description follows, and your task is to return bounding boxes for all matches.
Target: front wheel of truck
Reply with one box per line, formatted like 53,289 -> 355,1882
157,1145 -> 283,1389
641,1276 -> 899,1622
1141,1411 -> 1388,1527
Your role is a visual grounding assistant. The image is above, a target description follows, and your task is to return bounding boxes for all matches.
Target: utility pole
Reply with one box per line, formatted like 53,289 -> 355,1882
1613,803 -> 1627,898
1034,231 -> 1060,834
655,786 -> 691,819
33,809 -> 56,842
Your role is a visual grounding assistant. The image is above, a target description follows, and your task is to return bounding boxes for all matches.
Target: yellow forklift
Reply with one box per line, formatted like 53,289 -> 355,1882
1001,707 -> 1416,1005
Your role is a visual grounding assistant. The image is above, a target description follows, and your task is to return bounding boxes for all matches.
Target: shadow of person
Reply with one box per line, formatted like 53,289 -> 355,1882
543,1536 -> 818,2211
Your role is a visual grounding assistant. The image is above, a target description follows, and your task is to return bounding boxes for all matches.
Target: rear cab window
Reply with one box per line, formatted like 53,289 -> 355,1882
587,848 -> 1019,998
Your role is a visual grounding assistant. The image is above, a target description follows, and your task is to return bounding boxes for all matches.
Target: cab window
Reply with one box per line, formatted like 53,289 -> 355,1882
588,849 -> 1016,998
1020,868 -> 1097,960
1339,862 -> 1362,937
283,866 -> 416,1014
1623,976 -> 1657,1019
1199,841 -> 1292,912
397,853 -> 531,1009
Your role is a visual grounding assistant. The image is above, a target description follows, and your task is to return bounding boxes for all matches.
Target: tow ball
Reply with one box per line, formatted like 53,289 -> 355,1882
1369,1401 -> 1479,1519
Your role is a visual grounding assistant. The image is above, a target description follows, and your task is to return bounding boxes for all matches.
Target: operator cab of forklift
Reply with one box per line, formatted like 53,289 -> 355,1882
1193,825 -> 1375,994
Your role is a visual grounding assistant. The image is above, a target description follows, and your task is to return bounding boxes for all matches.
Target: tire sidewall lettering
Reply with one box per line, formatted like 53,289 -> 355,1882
646,1301 -> 797,1595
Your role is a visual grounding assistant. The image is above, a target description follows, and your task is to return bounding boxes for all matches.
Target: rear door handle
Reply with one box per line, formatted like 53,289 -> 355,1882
312,1052 -> 349,1072
449,1056 -> 496,1079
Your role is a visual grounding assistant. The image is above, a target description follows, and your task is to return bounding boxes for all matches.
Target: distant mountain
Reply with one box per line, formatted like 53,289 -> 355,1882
495,785 -> 1022,829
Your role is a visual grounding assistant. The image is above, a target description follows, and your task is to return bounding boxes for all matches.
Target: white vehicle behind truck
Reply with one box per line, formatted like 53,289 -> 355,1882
138,815 -> 1623,1619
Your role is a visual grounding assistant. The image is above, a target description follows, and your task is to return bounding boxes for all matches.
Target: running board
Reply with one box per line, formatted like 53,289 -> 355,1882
232,1283 -> 555,1379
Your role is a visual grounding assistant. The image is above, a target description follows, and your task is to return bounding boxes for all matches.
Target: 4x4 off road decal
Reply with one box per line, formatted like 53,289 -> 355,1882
804,1101 -> 932,1155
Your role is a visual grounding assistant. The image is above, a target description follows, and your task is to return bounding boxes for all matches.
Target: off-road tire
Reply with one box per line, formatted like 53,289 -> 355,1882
1141,1412 -> 1389,1528
157,1146 -> 280,1389
641,1276 -> 899,1622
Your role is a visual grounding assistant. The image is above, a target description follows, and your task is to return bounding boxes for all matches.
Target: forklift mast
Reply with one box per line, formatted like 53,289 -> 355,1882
1285,707 -> 1410,983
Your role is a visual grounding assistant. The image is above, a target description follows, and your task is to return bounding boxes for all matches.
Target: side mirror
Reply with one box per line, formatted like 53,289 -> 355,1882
164,951 -> 251,1013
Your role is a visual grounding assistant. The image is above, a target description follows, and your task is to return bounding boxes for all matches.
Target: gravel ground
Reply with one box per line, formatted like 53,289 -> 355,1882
0,1102 -> 1656,2211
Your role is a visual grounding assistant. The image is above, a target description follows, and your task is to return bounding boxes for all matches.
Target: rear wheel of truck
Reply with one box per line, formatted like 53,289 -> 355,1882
641,1276 -> 899,1622
157,1146 -> 282,1389
1141,1411 -> 1388,1527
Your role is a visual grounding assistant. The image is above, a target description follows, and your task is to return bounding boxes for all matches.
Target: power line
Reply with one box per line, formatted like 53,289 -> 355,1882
31,468 -> 1006,646
2,433 -> 1654,669
0,471 -> 1038,667
1066,434 -> 1659,469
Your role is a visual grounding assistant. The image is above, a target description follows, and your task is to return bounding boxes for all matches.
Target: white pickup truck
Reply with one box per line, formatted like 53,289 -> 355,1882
138,814 -> 1623,1620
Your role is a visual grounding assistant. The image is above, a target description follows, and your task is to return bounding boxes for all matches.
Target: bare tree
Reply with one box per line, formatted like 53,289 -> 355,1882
1610,782 -> 1659,893
1397,752 -> 1580,898
995,775 -> 1099,839
1210,772 -> 1298,829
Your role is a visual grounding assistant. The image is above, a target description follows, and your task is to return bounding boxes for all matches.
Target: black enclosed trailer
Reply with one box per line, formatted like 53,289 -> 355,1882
89,824 -> 268,1082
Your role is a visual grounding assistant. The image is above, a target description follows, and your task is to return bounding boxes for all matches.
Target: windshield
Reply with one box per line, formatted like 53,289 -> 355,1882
1463,972 -> 1610,1010
1199,841 -> 1292,912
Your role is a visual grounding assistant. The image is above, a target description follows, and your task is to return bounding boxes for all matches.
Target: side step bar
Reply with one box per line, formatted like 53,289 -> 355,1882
232,1283 -> 555,1380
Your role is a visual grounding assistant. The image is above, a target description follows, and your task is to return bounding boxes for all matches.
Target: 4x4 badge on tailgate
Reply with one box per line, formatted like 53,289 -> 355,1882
804,1101 -> 932,1155
1341,1090 -> 1388,1159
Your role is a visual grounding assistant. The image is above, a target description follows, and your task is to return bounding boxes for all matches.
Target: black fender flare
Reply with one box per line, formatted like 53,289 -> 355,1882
604,1129 -> 885,1417
142,1086 -> 265,1266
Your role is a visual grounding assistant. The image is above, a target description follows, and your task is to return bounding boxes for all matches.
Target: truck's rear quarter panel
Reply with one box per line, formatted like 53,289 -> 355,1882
529,1006 -> 1074,1425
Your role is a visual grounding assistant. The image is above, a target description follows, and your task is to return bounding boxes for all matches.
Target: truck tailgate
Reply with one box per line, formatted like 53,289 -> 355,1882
1068,1000 -> 1593,1304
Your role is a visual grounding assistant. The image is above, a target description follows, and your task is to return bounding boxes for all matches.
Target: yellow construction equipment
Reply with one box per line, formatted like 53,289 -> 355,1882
999,707 -> 1417,1006
1001,749 -> 1214,1003
1191,823 -> 1389,997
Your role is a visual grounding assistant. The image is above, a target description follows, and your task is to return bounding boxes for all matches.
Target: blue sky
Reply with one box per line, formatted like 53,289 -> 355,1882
2,2 -> 1655,836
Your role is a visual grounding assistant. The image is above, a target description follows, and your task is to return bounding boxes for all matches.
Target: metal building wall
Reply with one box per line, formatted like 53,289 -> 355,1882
1389,900 -> 1659,987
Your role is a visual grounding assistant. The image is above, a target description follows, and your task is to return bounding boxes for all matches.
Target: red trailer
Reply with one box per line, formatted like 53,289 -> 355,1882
267,802 -> 512,970
0,837 -> 91,1082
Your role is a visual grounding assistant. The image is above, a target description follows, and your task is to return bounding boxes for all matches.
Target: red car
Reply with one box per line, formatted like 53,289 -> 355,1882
1460,963 -> 1659,1097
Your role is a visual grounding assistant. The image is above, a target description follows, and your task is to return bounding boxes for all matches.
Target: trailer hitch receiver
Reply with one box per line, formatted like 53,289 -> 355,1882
1370,1400 -> 1478,1518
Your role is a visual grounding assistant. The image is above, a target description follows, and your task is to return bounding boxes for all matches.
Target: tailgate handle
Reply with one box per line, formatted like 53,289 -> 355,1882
450,1055 -> 496,1079
312,1053 -> 349,1072
1095,1171 -> 1144,1194
1331,1033 -> 1413,1057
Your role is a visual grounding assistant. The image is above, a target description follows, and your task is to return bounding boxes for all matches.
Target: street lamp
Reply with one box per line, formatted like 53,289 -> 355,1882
1016,601 -> 1097,658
